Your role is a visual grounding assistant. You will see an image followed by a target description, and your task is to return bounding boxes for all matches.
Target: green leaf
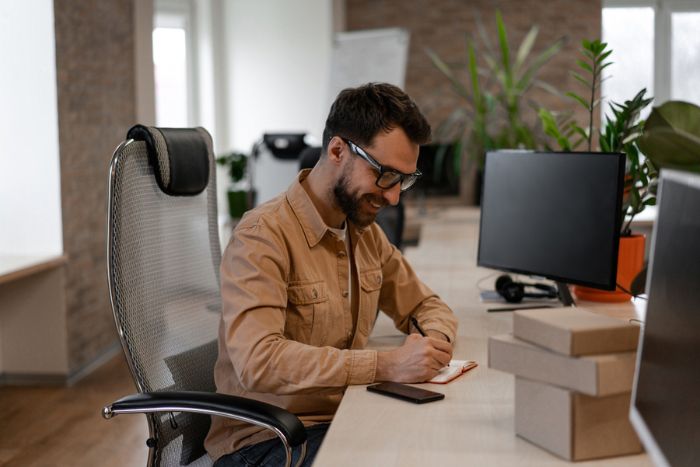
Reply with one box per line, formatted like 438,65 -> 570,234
639,127 -> 700,168
638,101 -> 700,172
599,62 -> 613,73
622,132 -> 642,145
645,100 -> 700,135
538,107 -> 572,151
514,26 -> 538,72
566,91 -> 589,110
467,41 -> 484,114
530,78 -> 562,97
516,36 -> 565,91
571,71 -> 590,87
596,49 -> 613,64
576,59 -> 593,73
572,125 -> 588,141
496,11 -> 513,90
425,47 -> 473,104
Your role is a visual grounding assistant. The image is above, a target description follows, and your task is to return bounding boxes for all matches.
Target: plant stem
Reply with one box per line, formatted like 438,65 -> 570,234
588,57 -> 597,151
622,213 -> 633,236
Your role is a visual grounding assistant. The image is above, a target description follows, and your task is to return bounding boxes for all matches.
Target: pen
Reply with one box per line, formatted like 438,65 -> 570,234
410,316 -> 427,337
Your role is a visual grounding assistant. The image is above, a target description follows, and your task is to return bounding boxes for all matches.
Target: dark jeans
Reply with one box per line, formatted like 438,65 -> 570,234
214,423 -> 330,467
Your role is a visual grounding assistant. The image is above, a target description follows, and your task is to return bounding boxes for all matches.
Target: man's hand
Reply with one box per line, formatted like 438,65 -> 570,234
375,333 -> 453,383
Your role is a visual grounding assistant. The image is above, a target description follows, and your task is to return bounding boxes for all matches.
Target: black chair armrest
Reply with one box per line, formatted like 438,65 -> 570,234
103,390 -> 306,448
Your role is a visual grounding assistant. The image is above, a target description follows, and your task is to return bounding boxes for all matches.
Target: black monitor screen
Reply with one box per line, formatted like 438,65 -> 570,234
478,151 -> 625,289
631,170 -> 700,467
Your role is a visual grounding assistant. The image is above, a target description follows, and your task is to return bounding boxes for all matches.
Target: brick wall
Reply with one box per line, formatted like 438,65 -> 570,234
346,0 -> 602,200
54,0 -> 136,374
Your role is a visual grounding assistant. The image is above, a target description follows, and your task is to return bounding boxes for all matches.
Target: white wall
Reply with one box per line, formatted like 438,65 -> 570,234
0,1 -> 63,256
224,0 -> 333,152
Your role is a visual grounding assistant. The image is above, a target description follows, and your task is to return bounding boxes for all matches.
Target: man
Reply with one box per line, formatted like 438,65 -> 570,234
206,83 -> 458,466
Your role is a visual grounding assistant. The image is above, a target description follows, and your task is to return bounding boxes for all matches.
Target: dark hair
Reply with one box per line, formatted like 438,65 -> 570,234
322,83 -> 431,152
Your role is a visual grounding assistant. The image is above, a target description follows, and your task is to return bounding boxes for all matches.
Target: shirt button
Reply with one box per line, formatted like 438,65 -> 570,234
342,290 -> 349,298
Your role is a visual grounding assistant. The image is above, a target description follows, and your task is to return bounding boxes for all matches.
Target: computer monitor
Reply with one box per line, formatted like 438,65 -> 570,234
630,169 -> 700,467
477,150 -> 625,299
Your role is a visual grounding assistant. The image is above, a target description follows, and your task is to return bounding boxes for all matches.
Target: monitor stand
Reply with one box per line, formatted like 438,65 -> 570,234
556,281 -> 576,307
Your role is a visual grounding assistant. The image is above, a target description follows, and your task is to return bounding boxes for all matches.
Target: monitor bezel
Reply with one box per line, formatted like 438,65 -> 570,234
629,169 -> 700,467
477,150 -> 626,290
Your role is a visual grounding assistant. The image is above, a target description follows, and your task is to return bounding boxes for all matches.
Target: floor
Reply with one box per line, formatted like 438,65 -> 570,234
0,355 -> 148,466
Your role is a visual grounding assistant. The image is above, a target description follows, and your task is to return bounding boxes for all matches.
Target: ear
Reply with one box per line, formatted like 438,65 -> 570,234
326,136 -> 345,164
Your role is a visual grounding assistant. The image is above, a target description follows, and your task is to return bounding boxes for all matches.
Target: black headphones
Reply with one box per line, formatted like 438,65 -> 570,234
495,275 -> 558,303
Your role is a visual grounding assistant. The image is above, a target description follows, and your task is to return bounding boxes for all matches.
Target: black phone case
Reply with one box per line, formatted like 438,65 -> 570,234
366,382 -> 445,404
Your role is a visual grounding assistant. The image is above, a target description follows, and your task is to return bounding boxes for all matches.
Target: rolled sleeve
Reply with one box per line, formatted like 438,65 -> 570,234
346,349 -> 377,385
377,236 -> 458,340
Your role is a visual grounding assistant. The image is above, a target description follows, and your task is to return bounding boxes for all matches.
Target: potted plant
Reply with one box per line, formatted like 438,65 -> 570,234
538,40 -> 655,302
426,10 -> 564,203
216,151 -> 251,219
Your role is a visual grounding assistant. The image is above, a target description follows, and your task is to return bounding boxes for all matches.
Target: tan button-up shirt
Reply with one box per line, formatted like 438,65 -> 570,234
205,170 -> 457,460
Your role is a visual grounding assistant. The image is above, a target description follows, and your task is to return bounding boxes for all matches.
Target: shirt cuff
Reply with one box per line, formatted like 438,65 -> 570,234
426,329 -> 451,343
346,349 -> 377,385
423,323 -> 456,343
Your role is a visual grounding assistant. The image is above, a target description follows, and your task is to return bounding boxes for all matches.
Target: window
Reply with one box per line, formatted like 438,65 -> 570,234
153,1 -> 195,127
601,6 -> 654,117
602,0 -> 700,112
670,11 -> 700,103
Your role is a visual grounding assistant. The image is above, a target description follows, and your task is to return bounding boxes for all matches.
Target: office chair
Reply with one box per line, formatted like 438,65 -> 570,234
297,146 -> 405,249
103,125 -> 306,467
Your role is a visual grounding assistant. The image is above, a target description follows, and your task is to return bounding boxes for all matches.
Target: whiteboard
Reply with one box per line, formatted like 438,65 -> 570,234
327,27 -> 410,108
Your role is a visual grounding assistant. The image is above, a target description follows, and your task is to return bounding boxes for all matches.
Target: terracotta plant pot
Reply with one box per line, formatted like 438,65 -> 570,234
573,234 -> 645,302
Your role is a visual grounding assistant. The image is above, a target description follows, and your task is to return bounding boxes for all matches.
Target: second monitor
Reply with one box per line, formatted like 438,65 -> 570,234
478,150 -> 626,304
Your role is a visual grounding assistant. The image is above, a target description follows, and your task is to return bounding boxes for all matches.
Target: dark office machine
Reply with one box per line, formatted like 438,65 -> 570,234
477,150 -> 625,308
630,170 -> 700,467
415,142 -> 461,197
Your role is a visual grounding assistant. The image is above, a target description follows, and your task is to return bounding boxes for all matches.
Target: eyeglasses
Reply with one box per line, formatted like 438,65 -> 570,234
341,138 -> 422,192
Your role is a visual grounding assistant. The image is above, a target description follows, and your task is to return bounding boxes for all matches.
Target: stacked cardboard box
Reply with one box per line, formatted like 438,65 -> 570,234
488,307 -> 643,461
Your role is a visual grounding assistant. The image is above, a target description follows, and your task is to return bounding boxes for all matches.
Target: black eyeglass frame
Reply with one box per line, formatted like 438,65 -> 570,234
341,137 -> 422,192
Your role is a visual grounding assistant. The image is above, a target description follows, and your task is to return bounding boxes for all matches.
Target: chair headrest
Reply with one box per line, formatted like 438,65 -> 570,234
126,124 -> 212,196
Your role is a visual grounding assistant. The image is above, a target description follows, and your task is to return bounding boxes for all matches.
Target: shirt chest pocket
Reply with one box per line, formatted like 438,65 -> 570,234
286,280 -> 329,346
360,269 -> 383,296
358,269 -> 383,336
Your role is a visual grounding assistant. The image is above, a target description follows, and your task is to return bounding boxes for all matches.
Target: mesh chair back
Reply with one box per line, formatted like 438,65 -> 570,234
107,127 -> 221,466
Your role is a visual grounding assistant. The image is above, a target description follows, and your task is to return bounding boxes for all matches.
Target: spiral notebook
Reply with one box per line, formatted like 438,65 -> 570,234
428,359 -> 478,384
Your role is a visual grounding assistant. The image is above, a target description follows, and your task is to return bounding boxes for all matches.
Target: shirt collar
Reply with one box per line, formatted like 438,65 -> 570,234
286,169 -> 367,248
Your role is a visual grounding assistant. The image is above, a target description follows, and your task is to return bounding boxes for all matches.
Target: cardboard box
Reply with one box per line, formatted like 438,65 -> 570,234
513,307 -> 640,356
488,334 -> 636,396
515,378 -> 642,461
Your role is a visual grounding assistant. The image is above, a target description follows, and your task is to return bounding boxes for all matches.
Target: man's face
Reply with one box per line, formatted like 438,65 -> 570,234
332,127 -> 419,227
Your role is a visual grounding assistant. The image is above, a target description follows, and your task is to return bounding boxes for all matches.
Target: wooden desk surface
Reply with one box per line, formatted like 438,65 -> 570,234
314,207 -> 650,467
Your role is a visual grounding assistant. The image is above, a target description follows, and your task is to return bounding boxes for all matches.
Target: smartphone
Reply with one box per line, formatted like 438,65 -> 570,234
366,382 -> 445,404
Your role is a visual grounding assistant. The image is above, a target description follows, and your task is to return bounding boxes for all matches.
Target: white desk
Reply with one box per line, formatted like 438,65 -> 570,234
314,207 -> 650,467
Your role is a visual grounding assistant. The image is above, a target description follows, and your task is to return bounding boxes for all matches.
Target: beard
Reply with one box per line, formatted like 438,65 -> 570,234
332,173 -> 385,228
